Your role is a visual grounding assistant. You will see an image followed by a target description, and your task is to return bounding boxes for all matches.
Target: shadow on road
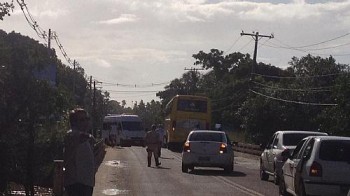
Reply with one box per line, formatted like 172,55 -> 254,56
189,169 -> 246,177
159,156 -> 175,160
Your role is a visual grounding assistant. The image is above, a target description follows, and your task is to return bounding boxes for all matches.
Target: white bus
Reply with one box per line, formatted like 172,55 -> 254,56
102,114 -> 145,147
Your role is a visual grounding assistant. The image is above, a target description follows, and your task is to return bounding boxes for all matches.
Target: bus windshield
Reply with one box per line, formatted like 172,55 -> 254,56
177,99 -> 207,113
122,121 -> 143,131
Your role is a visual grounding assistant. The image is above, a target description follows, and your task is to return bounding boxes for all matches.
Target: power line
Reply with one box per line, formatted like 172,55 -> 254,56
250,89 -> 337,106
16,0 -> 47,42
280,32 -> 350,49
251,72 -> 346,79
52,32 -> 74,66
104,90 -> 160,93
252,81 -> 333,92
223,36 -> 242,54
99,81 -> 170,88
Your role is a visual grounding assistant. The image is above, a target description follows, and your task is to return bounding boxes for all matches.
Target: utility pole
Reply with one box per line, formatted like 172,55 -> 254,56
92,80 -> 96,137
73,60 -> 76,99
240,31 -> 273,79
48,29 -> 51,49
184,67 -> 204,95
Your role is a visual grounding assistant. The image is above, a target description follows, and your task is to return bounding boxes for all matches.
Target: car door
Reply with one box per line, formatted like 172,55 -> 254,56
262,134 -> 275,171
267,133 -> 279,172
293,138 -> 315,194
284,139 -> 307,192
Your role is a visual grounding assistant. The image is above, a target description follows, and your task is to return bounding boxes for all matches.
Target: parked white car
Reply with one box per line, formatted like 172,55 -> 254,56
181,130 -> 234,173
260,130 -> 328,184
279,136 -> 350,196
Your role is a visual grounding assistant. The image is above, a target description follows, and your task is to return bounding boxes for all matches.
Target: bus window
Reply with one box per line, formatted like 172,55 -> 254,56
177,99 -> 207,113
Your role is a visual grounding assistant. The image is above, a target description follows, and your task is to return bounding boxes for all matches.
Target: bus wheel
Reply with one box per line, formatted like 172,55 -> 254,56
163,137 -> 168,148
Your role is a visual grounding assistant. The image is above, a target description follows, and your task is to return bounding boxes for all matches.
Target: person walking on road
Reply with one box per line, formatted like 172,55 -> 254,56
64,108 -> 95,196
156,124 -> 166,157
144,124 -> 161,167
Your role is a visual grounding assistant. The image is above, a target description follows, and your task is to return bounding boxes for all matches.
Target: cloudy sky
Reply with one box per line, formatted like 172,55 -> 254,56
2,0 -> 350,106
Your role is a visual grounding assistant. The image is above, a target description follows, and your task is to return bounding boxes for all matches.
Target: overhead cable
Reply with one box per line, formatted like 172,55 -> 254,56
250,89 -> 337,106
252,81 -> 333,92
251,72 -> 346,79
16,0 -> 47,41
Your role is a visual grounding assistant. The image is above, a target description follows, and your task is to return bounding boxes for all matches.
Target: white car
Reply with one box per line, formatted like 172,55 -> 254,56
260,130 -> 328,184
279,136 -> 350,196
181,130 -> 234,173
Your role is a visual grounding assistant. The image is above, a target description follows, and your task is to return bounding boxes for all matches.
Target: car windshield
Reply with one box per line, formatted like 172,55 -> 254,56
283,133 -> 323,146
319,140 -> 350,162
121,121 -> 143,131
189,132 -> 225,142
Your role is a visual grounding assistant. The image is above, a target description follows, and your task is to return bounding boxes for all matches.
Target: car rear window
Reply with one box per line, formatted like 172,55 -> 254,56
319,140 -> 350,162
283,133 -> 324,146
189,132 -> 225,142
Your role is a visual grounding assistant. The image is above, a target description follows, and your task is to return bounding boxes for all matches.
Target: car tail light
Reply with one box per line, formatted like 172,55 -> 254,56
309,161 -> 322,177
219,143 -> 227,154
183,142 -> 190,152
172,121 -> 176,131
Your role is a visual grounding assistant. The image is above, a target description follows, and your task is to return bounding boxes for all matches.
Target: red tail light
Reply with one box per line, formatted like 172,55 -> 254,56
309,161 -> 322,177
183,142 -> 190,152
219,143 -> 227,154
172,121 -> 176,131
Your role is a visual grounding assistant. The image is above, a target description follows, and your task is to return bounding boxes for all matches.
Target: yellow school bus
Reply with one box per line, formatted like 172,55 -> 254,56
164,95 -> 211,150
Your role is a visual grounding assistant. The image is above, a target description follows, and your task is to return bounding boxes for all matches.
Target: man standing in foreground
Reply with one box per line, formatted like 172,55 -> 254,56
64,108 -> 95,196
145,124 -> 161,167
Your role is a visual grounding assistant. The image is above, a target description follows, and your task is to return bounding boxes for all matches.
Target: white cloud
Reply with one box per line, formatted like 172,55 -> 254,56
99,14 -> 139,25
3,0 -> 350,105
39,9 -> 68,19
95,59 -> 112,68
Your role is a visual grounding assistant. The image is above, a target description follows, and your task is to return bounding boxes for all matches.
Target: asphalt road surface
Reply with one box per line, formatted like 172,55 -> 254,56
93,146 -> 279,196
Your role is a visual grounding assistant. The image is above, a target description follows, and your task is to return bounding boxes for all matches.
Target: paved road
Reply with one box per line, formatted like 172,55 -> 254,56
93,146 -> 279,196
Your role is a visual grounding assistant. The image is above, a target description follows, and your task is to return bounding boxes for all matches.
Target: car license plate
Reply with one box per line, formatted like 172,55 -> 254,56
198,156 -> 210,161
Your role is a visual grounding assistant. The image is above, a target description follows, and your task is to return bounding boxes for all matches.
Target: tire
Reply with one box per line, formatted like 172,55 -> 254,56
162,136 -> 167,148
273,170 -> 280,185
224,162 -> 234,174
260,161 -> 269,181
298,181 -> 306,196
181,163 -> 188,173
279,175 -> 289,196
120,139 -> 126,147
274,167 -> 280,185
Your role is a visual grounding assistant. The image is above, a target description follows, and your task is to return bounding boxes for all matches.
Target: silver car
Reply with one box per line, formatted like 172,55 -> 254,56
260,130 -> 328,184
279,136 -> 350,196
181,130 -> 234,173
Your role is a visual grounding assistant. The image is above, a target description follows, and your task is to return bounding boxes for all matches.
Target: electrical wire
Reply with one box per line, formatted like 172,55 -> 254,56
16,0 -> 47,42
223,36 -> 242,55
52,32 -> 74,66
252,81 -> 333,92
251,72 -> 347,79
250,89 -> 337,106
278,32 -> 350,49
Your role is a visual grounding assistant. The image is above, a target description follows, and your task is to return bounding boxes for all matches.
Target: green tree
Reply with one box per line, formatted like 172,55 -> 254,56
0,1 -> 14,20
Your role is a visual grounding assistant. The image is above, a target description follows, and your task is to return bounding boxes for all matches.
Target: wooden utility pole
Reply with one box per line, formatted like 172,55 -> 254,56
240,31 -> 273,79
48,29 -> 51,49
73,60 -> 76,99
